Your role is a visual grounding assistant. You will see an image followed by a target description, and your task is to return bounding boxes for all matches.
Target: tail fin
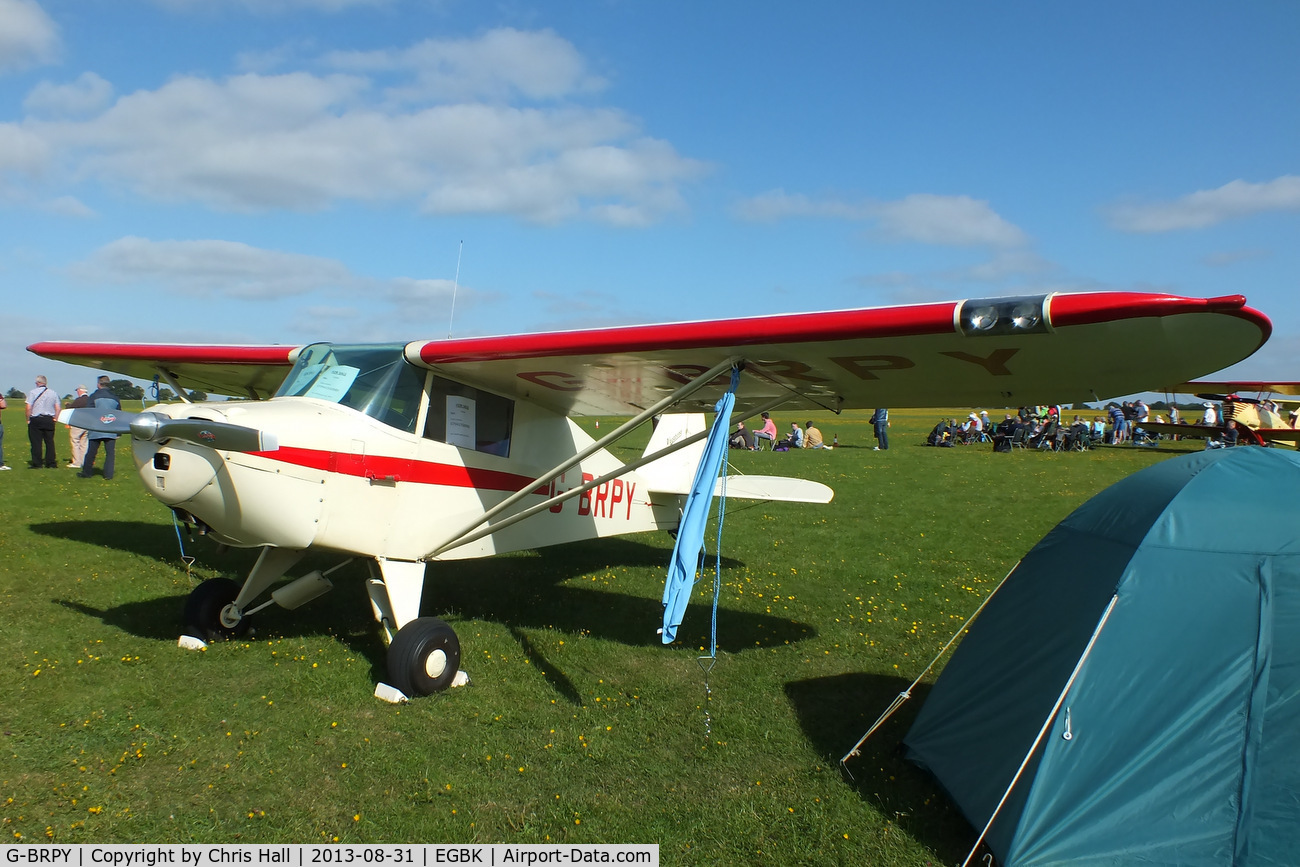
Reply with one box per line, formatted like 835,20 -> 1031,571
639,413 -> 707,494
639,413 -> 834,504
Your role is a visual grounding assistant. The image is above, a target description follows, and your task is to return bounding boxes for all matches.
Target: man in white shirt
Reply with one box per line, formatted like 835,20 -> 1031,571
25,374 -> 61,468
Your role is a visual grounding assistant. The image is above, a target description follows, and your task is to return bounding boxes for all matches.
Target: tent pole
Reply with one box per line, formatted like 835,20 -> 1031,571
840,562 -> 1021,768
960,594 -> 1120,867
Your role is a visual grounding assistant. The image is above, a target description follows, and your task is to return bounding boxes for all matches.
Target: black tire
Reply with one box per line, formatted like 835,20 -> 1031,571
387,617 -> 461,696
183,577 -> 251,642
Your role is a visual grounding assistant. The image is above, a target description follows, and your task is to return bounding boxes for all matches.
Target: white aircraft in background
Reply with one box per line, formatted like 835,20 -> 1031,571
30,291 -> 1270,698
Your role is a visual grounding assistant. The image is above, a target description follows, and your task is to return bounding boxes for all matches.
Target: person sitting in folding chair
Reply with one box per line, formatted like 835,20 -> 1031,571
991,414 -> 1017,452
752,412 -> 778,450
1031,419 -> 1058,449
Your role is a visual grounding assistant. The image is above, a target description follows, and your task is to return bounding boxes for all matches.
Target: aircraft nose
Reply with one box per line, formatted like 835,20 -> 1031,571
135,440 -> 222,505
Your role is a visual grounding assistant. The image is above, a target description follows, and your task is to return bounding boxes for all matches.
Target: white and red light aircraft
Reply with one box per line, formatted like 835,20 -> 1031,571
30,292 -> 1270,698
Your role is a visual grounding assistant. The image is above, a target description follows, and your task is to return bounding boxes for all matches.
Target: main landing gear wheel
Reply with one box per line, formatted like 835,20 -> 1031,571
184,577 -> 252,642
387,617 -> 461,696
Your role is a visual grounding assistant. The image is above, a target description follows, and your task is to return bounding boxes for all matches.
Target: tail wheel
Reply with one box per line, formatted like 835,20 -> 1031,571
184,577 -> 252,642
388,617 -> 461,696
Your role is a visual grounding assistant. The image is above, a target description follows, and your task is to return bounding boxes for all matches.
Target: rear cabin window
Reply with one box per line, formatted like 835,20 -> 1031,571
423,376 -> 515,457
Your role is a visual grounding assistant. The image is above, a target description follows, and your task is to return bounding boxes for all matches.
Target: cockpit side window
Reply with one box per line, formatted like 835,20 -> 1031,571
275,343 -> 425,434
424,376 -> 515,457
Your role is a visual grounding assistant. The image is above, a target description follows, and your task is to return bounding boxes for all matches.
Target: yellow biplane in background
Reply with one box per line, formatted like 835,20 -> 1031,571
1144,381 -> 1300,447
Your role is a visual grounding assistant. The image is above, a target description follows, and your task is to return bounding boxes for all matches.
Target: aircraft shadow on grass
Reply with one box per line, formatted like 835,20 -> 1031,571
36,520 -> 816,700
784,672 -> 973,863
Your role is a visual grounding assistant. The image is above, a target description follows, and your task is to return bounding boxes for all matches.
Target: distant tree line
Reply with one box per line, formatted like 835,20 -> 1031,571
3,382 -> 207,403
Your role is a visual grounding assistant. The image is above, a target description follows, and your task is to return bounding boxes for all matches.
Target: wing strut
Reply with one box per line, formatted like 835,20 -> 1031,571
426,355 -> 743,555
427,391 -> 791,558
155,367 -> 193,404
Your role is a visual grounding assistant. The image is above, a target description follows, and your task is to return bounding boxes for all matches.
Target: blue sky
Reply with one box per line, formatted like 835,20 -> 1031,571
3,0 -> 1298,396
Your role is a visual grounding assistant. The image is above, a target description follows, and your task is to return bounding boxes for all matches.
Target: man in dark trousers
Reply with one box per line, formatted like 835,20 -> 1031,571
25,374 -> 60,468
79,376 -> 122,479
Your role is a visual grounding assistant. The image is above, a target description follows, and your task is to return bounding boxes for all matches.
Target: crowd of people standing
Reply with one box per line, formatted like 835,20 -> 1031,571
1,374 -> 121,477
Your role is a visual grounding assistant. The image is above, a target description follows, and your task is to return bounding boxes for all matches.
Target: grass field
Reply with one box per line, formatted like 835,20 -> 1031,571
0,405 -> 1204,863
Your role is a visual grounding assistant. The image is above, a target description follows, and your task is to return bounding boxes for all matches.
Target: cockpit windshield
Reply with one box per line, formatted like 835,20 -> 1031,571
275,343 -> 426,433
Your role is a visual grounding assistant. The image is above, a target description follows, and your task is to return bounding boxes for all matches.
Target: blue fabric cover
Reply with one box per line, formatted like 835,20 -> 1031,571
661,374 -> 737,643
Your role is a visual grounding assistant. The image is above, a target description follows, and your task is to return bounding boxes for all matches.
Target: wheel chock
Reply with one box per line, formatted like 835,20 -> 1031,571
374,682 -> 409,703
374,671 -> 470,702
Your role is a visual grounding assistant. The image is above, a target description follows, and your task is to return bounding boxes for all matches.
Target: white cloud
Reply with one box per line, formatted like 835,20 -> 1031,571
67,236 -> 361,298
1107,176 -> 1300,233
24,72 -> 115,117
0,0 -> 60,73
735,189 -> 1027,248
63,238 -> 486,342
1203,248 -> 1272,268
945,249 -> 1056,282
732,189 -> 871,222
4,29 -> 705,225
0,123 -> 49,173
325,28 -> 605,103
875,194 -> 1027,247
41,195 -> 95,218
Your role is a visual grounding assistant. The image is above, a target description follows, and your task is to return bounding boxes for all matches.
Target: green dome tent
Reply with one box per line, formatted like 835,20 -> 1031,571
904,446 -> 1300,866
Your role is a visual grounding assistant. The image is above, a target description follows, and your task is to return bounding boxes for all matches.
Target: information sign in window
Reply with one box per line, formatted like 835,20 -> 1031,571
424,377 -> 514,456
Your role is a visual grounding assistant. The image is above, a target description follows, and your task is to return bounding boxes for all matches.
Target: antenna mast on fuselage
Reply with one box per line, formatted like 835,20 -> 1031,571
447,240 -> 463,339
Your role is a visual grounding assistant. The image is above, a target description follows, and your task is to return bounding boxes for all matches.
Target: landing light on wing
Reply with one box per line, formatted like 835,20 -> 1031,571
1011,301 -> 1042,330
957,295 -> 1051,337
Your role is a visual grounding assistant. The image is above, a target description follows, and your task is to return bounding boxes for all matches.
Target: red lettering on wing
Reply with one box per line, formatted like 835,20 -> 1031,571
753,359 -> 829,383
830,355 -> 916,380
664,365 -> 733,386
940,347 -> 1019,376
518,371 -> 583,392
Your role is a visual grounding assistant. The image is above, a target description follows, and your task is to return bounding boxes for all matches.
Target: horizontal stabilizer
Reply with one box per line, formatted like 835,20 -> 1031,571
717,474 -> 834,504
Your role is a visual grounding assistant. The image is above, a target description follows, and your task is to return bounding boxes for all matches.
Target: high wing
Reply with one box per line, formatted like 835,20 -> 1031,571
1170,380 -> 1300,397
405,292 -> 1269,415
24,342 -> 302,399
30,292 -> 1269,412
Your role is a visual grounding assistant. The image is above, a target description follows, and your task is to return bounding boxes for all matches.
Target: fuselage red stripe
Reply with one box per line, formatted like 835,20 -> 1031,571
250,445 -> 548,494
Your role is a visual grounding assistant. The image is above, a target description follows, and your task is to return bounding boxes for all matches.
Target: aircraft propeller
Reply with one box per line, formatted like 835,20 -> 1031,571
58,407 -> 277,453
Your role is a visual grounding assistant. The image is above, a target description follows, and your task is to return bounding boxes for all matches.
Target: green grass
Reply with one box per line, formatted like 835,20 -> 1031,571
0,406 -> 1202,861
